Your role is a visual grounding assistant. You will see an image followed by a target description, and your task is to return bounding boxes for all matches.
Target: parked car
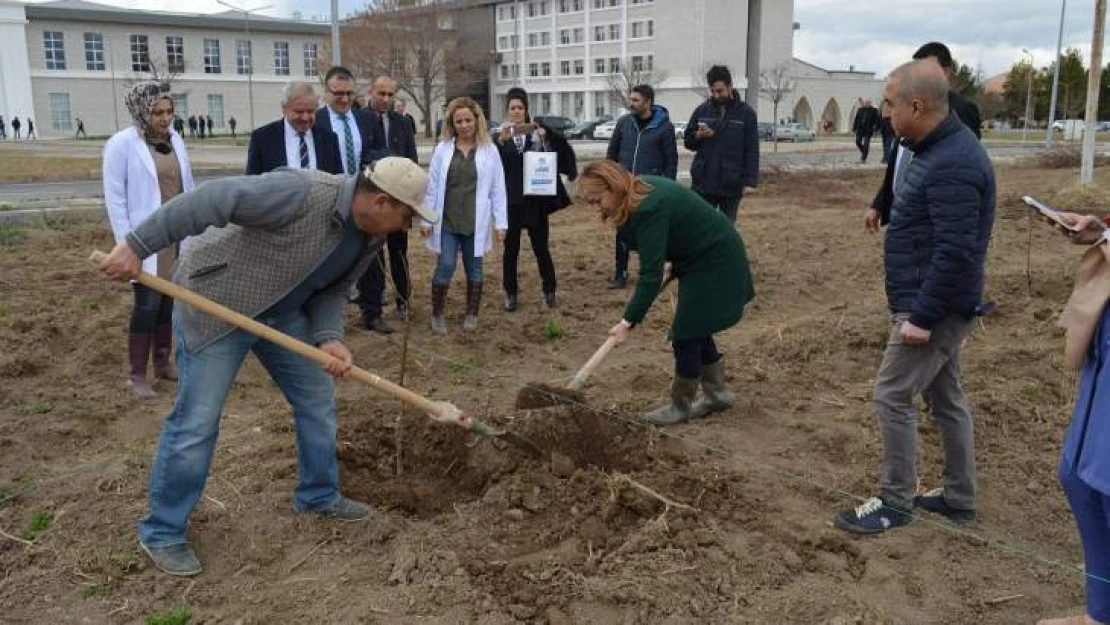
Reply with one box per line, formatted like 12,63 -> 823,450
592,119 -> 619,140
566,116 -> 611,139
674,121 -> 687,139
533,115 -> 576,134
774,122 -> 816,142
1098,121 -> 1110,132
757,122 -> 774,141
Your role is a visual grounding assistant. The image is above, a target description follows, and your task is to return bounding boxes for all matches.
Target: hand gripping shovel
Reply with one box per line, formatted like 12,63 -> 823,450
90,251 -> 541,455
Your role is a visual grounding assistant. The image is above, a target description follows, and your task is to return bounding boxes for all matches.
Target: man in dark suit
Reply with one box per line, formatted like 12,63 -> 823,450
866,41 -> 982,232
245,81 -> 343,175
313,66 -> 388,177
356,75 -> 419,333
852,98 -> 880,163
395,98 -> 418,135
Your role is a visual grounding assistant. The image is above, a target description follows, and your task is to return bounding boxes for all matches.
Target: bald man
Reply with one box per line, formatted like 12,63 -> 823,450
852,97 -> 880,163
835,59 -> 996,535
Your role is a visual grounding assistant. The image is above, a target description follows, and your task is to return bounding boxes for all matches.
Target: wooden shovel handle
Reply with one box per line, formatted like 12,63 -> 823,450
89,251 -> 470,429
568,335 -> 619,390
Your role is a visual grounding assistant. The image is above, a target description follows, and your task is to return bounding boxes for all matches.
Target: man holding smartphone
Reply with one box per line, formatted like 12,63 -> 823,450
683,65 -> 758,223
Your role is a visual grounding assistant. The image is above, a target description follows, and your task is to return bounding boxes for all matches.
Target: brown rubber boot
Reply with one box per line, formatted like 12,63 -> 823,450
430,283 -> 449,335
127,333 -> 157,398
463,280 -> 483,331
152,323 -> 176,381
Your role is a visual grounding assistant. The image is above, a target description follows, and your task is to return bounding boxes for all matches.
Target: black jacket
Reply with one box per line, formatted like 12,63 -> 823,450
495,124 -> 578,227
853,105 -> 880,136
313,107 -> 389,171
883,112 -> 995,329
872,90 -> 982,223
244,119 -> 343,175
606,105 -> 678,178
369,109 -> 418,163
683,91 -> 759,197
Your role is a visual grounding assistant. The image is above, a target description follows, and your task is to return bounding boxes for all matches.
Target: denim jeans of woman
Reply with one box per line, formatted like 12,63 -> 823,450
433,229 -> 483,285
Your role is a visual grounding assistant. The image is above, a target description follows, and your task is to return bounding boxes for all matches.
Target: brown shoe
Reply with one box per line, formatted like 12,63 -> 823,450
152,323 -> 176,381
364,316 -> 395,334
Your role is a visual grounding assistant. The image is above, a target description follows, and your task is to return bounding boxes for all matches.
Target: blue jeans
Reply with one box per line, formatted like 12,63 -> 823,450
1060,459 -> 1110,622
138,309 -> 340,548
433,229 -> 483,285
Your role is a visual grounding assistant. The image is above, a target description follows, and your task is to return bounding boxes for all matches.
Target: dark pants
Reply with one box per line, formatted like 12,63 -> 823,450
855,132 -> 872,161
1060,461 -> 1110,622
131,283 -> 173,333
357,230 -> 411,321
614,231 -> 629,278
503,216 -> 556,296
697,192 -> 742,222
672,336 -> 721,379
880,130 -> 895,163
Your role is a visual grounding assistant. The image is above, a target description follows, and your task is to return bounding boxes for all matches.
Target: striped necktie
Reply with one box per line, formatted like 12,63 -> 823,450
297,132 -> 309,169
340,114 -> 356,175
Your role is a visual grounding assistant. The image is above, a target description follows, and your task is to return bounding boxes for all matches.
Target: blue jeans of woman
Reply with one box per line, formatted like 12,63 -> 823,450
433,229 -> 483,286
1059,460 -> 1110,622
138,308 -> 340,548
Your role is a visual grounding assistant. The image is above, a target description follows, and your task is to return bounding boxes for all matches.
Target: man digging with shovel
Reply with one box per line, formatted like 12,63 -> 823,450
97,158 -> 435,577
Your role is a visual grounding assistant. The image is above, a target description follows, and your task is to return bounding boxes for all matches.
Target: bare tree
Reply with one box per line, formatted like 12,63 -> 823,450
606,58 -> 669,105
759,62 -> 795,152
341,0 -> 488,138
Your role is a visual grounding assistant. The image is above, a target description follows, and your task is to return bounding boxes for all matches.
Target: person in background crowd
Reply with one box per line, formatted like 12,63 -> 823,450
188,115 -> 197,139
421,97 -> 507,334
395,98 -> 417,135
495,87 -> 577,312
102,80 -> 196,398
245,81 -> 342,176
75,116 -> 88,139
11,116 -> 21,139
0,116 -> 7,140
853,98 -> 880,163
205,115 -> 213,138
577,160 -> 754,426
605,84 -> 677,289
228,116 -> 238,140
314,65 -> 388,177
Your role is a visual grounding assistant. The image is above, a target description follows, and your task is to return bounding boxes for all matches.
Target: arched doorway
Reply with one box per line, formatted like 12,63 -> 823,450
821,98 -> 842,133
792,97 -> 813,128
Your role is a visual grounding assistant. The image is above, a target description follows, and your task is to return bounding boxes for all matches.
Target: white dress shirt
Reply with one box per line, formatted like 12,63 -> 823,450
327,105 -> 362,174
283,120 -> 317,170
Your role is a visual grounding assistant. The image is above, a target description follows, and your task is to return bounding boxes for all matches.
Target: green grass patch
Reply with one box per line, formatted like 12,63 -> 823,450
146,606 -> 193,625
13,400 -> 53,416
449,357 -> 485,375
83,583 -> 108,598
542,319 -> 567,340
0,224 -> 25,246
24,510 -> 53,541
0,202 -> 13,212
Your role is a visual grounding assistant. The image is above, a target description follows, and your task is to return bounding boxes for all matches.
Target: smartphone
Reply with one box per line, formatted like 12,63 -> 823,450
1022,195 -> 1081,232
512,122 -> 537,135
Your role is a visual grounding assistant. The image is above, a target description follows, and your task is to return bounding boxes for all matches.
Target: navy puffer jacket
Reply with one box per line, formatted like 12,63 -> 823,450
605,105 -> 678,179
884,112 -> 995,329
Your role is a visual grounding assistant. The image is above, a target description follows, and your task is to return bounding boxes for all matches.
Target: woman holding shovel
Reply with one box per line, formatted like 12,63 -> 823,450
576,160 -> 754,426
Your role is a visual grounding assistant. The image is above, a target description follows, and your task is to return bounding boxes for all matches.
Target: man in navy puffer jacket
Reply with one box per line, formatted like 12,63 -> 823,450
835,59 -> 995,535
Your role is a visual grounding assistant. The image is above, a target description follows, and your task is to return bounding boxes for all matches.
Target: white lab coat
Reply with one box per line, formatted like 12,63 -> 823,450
102,125 -> 195,275
422,139 -> 507,258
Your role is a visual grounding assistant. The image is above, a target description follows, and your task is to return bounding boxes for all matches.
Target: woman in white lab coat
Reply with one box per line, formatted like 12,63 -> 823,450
103,80 -> 195,397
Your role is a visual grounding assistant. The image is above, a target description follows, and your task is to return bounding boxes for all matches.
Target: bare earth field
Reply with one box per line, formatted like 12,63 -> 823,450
1,162 -> 1107,624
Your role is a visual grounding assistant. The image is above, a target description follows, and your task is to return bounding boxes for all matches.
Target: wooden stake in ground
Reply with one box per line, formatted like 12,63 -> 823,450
1081,0 -> 1106,185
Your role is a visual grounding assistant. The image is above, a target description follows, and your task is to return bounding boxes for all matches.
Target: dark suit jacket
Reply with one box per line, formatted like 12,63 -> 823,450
495,124 -> 577,226
871,90 -> 982,224
244,119 -> 343,175
314,107 -> 389,172
370,109 -> 419,163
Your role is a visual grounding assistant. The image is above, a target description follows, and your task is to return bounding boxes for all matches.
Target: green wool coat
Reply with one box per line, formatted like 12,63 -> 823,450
619,176 -> 755,340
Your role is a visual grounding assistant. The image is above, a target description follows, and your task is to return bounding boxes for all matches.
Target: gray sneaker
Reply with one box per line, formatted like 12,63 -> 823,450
140,541 -> 203,577
317,496 -> 370,520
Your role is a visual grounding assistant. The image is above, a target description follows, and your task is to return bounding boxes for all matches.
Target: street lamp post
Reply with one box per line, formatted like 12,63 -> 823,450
1022,48 -> 1034,143
217,0 -> 273,133
1047,0 -> 1067,147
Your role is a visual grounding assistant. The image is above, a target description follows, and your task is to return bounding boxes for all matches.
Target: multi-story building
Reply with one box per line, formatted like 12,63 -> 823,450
0,0 -> 331,138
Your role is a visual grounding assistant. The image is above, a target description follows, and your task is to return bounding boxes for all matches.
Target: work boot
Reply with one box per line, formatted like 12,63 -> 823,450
152,323 -> 176,381
127,333 -> 156,398
502,292 -> 518,312
430,283 -> 448,335
643,375 -> 699,426
608,272 -> 628,290
690,360 -> 732,419
364,315 -> 395,334
463,280 -> 483,331
543,291 -> 558,309
140,541 -> 202,577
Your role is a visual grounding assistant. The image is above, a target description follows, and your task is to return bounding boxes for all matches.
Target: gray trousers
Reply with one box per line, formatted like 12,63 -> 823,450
874,313 -> 976,510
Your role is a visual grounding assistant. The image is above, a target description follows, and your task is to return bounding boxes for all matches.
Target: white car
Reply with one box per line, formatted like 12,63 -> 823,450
674,121 -> 688,139
591,119 -> 619,140
774,122 -> 817,142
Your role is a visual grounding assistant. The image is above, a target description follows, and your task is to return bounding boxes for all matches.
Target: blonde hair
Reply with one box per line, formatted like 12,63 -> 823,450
441,97 -> 491,145
576,160 -> 653,227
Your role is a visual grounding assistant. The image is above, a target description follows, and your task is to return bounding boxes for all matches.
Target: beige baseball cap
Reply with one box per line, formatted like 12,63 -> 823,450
364,157 -> 437,223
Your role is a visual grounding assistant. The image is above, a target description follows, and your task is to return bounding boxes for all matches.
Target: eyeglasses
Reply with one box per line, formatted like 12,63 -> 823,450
328,89 -> 355,99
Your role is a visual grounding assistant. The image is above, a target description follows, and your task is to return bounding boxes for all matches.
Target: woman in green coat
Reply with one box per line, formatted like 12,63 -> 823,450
577,160 -> 755,425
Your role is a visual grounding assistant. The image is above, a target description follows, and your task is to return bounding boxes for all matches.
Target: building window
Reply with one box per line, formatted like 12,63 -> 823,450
539,93 -> 551,114
541,61 -> 551,77
171,93 -> 189,119
593,0 -> 620,8
630,0 -> 653,4
594,91 -> 607,117
166,36 -> 185,73
594,58 -> 605,74
49,93 -> 72,131
608,57 -> 620,73
560,0 -> 583,11
528,33 -> 538,47
207,94 -> 225,127
529,62 -> 539,77
631,55 -> 645,71
573,59 -> 584,75
498,5 -> 516,20
593,25 -> 605,42
83,33 -> 104,71
303,43 -> 318,76
236,40 -> 252,75
273,41 -> 290,76
500,64 -> 510,80
129,35 -> 150,72
608,24 -> 620,40
204,38 -> 221,74
574,28 -> 584,43
560,92 -> 571,113
560,60 -> 571,75
541,32 -> 550,45
43,31 -> 66,71
630,20 -> 654,38
560,29 -> 570,45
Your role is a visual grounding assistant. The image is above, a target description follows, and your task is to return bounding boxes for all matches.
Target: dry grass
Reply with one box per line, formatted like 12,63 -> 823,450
0,154 -> 102,183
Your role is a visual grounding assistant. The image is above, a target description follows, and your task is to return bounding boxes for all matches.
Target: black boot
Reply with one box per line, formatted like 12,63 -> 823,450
690,360 -> 732,419
152,323 -> 176,381
127,333 -> 156,398
463,280 -> 483,331
643,375 -> 698,426
607,272 -> 628,289
430,284 -> 448,335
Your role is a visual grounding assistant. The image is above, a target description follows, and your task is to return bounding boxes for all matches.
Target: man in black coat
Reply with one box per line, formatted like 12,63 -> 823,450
853,98 -> 880,163
683,64 -> 759,222
356,76 -> 420,333
313,66 -> 388,177
245,81 -> 342,176
866,41 -> 983,232
395,99 -> 418,135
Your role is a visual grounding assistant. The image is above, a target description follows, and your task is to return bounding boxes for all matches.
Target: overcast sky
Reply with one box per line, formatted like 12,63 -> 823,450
35,0 -> 1110,79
